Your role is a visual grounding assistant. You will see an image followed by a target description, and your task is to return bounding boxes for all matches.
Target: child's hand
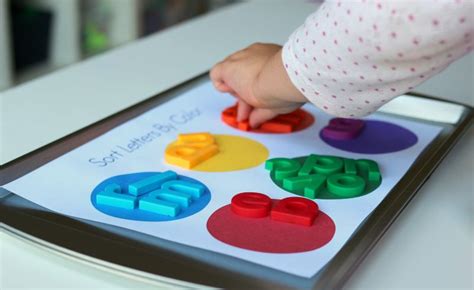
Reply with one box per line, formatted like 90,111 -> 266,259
210,43 -> 307,128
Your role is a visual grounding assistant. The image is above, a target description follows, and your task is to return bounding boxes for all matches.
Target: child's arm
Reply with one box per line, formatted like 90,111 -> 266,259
211,1 -> 473,128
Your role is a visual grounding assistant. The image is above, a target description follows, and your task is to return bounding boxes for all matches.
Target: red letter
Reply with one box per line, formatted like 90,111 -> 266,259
271,197 -> 319,226
221,105 -> 238,126
231,192 -> 272,218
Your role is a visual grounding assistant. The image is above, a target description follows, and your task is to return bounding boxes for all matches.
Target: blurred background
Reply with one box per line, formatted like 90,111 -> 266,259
0,0 -> 236,92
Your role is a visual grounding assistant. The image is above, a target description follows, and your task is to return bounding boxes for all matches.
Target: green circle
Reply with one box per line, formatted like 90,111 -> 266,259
327,174 -> 366,197
267,156 -> 382,200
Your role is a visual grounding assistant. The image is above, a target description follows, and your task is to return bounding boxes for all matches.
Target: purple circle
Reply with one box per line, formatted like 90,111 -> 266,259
320,120 -> 418,154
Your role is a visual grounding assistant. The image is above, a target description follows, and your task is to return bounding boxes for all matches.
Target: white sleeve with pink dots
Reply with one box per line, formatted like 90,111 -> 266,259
282,0 -> 473,117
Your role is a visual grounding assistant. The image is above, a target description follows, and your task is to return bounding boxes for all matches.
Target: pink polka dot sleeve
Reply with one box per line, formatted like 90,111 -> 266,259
282,0 -> 473,117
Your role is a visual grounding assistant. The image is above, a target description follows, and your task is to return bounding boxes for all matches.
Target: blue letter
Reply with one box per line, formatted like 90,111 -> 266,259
128,171 -> 177,196
96,184 -> 137,209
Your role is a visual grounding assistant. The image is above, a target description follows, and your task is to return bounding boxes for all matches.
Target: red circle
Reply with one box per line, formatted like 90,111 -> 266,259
221,105 -> 315,134
207,200 -> 336,253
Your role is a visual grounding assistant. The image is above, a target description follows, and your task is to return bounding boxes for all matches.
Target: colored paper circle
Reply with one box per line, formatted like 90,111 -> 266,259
166,134 -> 269,172
91,172 -> 211,221
207,200 -> 336,253
320,120 -> 418,154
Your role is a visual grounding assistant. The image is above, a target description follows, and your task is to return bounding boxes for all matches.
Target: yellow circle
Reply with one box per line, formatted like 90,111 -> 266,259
167,134 -> 269,172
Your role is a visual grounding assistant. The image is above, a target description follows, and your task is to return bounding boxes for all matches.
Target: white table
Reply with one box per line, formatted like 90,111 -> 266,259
1,1 -> 472,289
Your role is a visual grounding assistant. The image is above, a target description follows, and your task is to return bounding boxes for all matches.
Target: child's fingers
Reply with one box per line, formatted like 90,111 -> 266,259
215,81 -> 236,94
210,62 -> 223,82
210,62 -> 227,89
210,62 -> 240,95
210,63 -> 238,95
248,108 -> 279,128
237,100 -> 253,122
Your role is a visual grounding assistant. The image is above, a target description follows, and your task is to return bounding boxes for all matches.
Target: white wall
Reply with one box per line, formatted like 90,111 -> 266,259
107,0 -> 140,48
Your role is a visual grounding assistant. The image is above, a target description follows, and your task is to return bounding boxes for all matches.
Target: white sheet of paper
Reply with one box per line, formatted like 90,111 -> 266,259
2,81 -> 442,278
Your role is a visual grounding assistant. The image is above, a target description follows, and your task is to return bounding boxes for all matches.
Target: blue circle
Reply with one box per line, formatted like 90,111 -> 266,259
91,172 -> 211,221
